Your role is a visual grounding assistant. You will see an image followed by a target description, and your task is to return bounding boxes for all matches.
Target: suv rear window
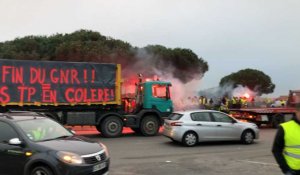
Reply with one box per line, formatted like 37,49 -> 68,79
168,113 -> 183,120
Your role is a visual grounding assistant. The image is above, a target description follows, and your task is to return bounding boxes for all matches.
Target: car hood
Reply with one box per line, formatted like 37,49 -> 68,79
35,135 -> 103,155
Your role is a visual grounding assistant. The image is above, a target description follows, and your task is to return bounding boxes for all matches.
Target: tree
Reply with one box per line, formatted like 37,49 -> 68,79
0,30 -> 208,84
219,68 -> 275,96
143,45 -> 209,83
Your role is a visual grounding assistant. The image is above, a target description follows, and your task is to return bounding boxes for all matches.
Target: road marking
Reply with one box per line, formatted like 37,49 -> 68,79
238,160 -> 278,166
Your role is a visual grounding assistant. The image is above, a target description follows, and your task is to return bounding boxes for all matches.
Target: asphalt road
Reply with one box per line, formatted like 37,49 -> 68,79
83,128 -> 282,175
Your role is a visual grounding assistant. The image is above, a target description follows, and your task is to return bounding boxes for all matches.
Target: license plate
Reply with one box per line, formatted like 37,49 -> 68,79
93,162 -> 106,172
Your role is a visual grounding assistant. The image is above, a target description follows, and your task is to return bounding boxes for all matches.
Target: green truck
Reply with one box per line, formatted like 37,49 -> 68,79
0,59 -> 174,137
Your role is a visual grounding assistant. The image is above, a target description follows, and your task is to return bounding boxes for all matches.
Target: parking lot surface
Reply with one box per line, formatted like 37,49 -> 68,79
82,128 -> 281,175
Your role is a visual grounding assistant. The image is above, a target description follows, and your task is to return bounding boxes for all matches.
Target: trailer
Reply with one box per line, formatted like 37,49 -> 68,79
0,59 -> 174,137
228,90 -> 300,128
229,107 -> 295,128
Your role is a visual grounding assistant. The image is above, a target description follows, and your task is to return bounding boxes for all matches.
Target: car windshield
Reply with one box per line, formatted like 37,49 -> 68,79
168,113 -> 183,120
16,118 -> 73,142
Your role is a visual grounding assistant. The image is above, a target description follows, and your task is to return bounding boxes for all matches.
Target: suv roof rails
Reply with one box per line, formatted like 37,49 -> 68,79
0,111 -> 45,120
0,114 -> 14,120
7,110 -> 35,113
5,110 -> 45,118
7,110 -> 39,114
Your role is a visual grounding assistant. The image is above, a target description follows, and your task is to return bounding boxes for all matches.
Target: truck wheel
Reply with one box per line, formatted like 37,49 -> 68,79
241,130 -> 254,144
140,115 -> 159,136
31,166 -> 53,175
182,132 -> 198,147
100,116 -> 123,138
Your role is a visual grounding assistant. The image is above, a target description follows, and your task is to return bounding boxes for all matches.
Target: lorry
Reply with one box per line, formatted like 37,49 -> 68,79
0,59 -> 173,137
229,90 -> 300,128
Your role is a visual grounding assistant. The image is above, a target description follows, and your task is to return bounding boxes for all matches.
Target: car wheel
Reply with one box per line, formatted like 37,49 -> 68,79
100,116 -> 123,138
182,132 -> 198,147
31,166 -> 53,175
241,130 -> 254,144
140,115 -> 159,136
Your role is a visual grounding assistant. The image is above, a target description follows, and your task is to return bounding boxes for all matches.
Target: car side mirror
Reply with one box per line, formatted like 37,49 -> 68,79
232,120 -> 237,124
9,138 -> 23,146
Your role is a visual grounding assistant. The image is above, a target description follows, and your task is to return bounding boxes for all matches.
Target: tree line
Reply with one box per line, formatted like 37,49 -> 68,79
0,30 -> 209,84
0,29 -> 275,95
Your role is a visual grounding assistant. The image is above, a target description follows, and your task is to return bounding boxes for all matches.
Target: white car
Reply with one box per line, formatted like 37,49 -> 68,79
163,110 -> 259,146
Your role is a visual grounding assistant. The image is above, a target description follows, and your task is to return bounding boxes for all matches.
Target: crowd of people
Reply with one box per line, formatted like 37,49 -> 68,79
186,95 -> 250,113
182,95 -> 287,113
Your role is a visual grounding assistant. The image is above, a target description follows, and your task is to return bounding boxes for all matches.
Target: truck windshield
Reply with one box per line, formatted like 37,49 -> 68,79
16,118 -> 73,142
152,84 -> 167,99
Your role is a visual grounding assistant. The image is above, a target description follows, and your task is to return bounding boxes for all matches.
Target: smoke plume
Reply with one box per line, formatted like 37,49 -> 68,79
199,83 -> 258,101
122,48 -> 205,110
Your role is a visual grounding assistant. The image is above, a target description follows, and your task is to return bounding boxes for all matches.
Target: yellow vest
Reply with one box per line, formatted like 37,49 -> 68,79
281,120 -> 300,170
199,99 -> 202,105
32,129 -> 46,141
232,98 -> 236,104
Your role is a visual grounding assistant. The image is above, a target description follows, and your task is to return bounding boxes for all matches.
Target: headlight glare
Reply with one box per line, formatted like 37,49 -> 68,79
57,151 -> 83,164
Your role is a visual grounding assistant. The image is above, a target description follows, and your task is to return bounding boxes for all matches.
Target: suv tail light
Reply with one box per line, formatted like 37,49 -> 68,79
170,121 -> 183,126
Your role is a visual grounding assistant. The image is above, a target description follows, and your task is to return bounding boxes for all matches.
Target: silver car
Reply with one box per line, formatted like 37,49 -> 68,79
163,110 -> 259,146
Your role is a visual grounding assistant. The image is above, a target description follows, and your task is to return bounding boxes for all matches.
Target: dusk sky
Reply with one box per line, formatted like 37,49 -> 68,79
0,0 -> 299,97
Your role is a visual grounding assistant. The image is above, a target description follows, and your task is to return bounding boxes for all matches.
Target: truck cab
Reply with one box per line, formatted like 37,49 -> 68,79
137,81 -> 173,115
122,79 -> 173,136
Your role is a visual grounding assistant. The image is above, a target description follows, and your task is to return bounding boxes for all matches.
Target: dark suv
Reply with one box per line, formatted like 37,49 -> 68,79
0,111 -> 110,175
